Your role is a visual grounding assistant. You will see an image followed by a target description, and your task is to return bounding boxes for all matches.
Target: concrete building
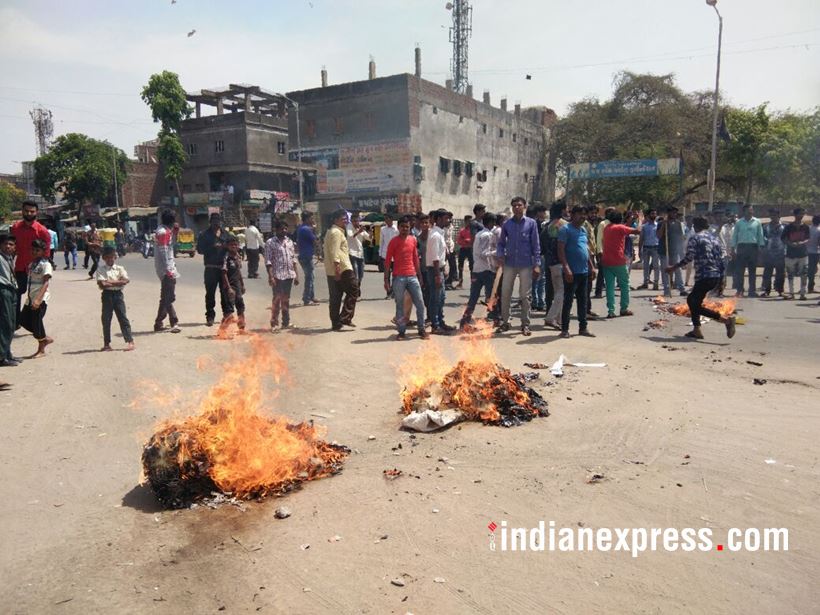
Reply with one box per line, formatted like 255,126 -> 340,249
286,53 -> 555,221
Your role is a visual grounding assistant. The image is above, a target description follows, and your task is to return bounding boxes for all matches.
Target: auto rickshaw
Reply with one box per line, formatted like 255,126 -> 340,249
176,228 -> 196,256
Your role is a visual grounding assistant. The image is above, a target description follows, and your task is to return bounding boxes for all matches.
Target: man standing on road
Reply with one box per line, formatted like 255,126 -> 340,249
601,211 -> 640,318
657,206 -> 687,297
296,211 -> 319,306
761,209 -> 786,297
496,196 -> 541,336
666,216 -> 736,340
593,207 -> 614,299
808,214 -> 820,294
346,210 -> 370,284
542,201 -> 568,331
0,235 -> 19,366
244,219 -> 264,279
85,222 -> 102,279
781,208 -> 811,301
731,204 -> 764,297
379,214 -> 399,298
196,212 -> 228,327
456,215 -> 474,289
636,208 -> 660,291
425,210 -> 453,334
11,200 -> 51,325
459,213 -> 497,330
558,206 -> 597,339
384,216 -> 427,340
718,213 -> 737,295
265,220 -> 300,331
324,209 -> 359,330
153,209 -> 180,333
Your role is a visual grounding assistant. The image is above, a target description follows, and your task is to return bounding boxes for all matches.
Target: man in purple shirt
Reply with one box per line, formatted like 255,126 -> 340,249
296,211 -> 319,306
496,196 -> 541,335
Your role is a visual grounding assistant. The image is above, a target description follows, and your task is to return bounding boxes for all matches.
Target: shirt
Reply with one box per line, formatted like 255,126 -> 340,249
222,252 -> 244,288
265,236 -> 297,280
677,231 -> 725,282
595,219 -> 610,254
346,224 -> 370,260
425,226 -> 447,269
48,229 -> 58,250
0,253 -> 16,291
457,227 -> 473,249
558,224 -> 590,274
154,225 -> 179,279
444,225 -> 455,253
659,219 -> 685,255
496,216 -> 541,268
763,222 -> 786,255
379,224 -> 399,259
323,225 -> 352,275
640,220 -> 659,247
781,222 -> 810,259
732,217 -> 765,248
95,262 -> 129,289
296,224 -> 317,259
11,220 -> 52,273
809,224 -> 820,256
472,228 -> 495,273
245,225 -> 264,251
197,227 -> 226,267
385,235 -> 419,277
719,223 -> 734,253
26,258 -> 52,304
541,219 -> 566,267
602,224 -> 634,267
582,220 -> 597,254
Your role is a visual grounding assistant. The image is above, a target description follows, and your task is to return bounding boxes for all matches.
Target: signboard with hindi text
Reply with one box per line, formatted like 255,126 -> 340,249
568,158 -> 681,180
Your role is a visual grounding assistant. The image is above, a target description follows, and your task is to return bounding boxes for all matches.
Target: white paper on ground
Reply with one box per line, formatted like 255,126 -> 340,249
550,354 -> 566,377
401,409 -> 464,432
567,362 -> 607,368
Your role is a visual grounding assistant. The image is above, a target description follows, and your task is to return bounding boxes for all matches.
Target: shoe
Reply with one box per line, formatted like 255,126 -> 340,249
680,290 -> 688,297
578,329 -> 596,338
431,327 -> 450,335
341,321 -> 356,327
606,312 -> 616,319
418,331 -> 430,339
397,332 -> 407,340
544,320 -> 561,330
587,312 -> 601,321
498,322 -> 511,332
636,283 -> 648,290
763,291 -> 771,297
170,326 -> 181,333
559,331 -> 571,339
440,323 -> 455,332
748,292 -> 758,298
620,309 -> 634,317
783,294 -> 793,300
652,283 -> 659,291
593,293 -> 603,299
63,266 -> 69,270
0,359 -> 20,367
725,316 -> 736,339
685,330 -> 704,339
521,325 -> 531,336
799,294 -> 807,301
332,324 -> 344,331
206,318 -> 215,327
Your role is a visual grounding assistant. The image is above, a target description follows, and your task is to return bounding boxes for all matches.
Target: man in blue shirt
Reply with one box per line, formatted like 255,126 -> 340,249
296,211 -> 319,306
496,196 -> 541,336
558,206 -> 597,338
637,208 -> 660,290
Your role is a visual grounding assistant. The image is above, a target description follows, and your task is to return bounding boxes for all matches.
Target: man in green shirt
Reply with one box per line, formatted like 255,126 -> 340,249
731,204 -> 765,297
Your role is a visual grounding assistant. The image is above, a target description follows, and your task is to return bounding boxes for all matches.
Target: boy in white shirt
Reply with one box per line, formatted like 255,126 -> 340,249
96,246 -> 134,352
19,239 -> 53,357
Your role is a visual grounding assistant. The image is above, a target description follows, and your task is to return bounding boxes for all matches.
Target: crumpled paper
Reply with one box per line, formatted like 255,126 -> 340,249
401,409 -> 464,432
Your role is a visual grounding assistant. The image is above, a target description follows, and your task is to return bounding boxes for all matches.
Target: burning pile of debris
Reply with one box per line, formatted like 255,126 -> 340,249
141,338 -> 348,509
651,296 -> 736,319
398,323 -> 549,429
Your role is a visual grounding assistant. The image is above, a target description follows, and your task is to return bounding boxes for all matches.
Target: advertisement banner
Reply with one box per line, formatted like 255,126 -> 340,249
568,158 -> 681,180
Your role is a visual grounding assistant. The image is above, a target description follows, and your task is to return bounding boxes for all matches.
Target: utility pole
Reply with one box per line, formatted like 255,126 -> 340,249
276,92 -> 303,207
706,0 -> 723,212
448,0 -> 472,94
111,145 -> 120,209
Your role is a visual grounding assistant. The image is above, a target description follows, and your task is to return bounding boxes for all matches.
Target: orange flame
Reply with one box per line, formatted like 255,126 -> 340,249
670,298 -> 736,319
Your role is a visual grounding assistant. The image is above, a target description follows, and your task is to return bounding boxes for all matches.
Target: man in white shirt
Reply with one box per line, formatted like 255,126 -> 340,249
459,213 -> 497,329
244,220 -> 264,279
718,213 -> 736,295
425,210 -> 453,334
379,214 -> 399,298
346,211 -> 370,284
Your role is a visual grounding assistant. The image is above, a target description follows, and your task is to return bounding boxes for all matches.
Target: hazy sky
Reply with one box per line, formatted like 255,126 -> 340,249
1,0 -> 818,174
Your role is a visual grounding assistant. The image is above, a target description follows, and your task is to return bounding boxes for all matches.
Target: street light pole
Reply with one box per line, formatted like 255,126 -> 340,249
111,144 -> 120,209
707,0 -> 723,212
277,92 -> 303,207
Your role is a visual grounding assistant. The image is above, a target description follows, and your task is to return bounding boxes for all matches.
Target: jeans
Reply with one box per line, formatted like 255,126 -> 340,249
532,255 -> 547,308
88,252 -> 100,277
299,257 -> 316,303
446,252 -> 458,285
688,278 -> 723,328
501,265 -> 533,327
0,286 -> 15,360
392,275 -> 425,334
660,249 -> 685,294
642,246 -> 660,285
14,271 -> 27,326
762,253 -> 785,294
808,253 -> 818,292
155,276 -> 178,328
734,244 -> 759,294
246,248 -> 260,277
327,270 -> 359,327
204,266 -> 230,321
425,267 -> 446,328
271,278 -> 293,326
561,272 -> 589,332
603,265 -> 630,314
785,256 -> 808,296
457,247 -> 473,282
594,255 -> 606,296
350,256 -> 365,284
544,264 -> 565,324
460,269 -> 495,326
64,248 -> 77,268
101,290 -> 133,345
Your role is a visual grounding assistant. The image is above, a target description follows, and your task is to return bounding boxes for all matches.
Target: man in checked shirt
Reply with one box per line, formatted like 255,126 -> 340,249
265,219 -> 299,331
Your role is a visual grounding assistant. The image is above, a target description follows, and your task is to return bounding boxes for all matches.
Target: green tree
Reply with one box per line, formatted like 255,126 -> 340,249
0,180 -> 27,218
721,105 -> 770,204
141,71 -> 191,203
33,133 -> 127,206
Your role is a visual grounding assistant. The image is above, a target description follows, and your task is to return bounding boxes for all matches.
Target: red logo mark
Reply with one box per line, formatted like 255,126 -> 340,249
717,544 -> 724,551
488,521 -> 497,532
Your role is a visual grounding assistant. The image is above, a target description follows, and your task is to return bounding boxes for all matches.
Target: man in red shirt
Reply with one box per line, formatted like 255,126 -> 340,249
11,201 -> 51,324
384,215 -> 428,340
456,215 -> 474,288
601,211 -> 640,318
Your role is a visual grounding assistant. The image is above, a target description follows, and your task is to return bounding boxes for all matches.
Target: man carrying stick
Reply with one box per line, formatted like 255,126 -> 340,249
666,216 -> 736,340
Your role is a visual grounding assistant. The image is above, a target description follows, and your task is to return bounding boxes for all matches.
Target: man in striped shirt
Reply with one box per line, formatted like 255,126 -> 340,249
265,219 -> 299,331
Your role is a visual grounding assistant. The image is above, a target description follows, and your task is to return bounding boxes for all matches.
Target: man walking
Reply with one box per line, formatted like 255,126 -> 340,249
636,208 -> 660,290
665,216 -> 736,340
154,209 -> 180,333
459,213 -> 497,330
196,212 -> 228,326
10,200 -> 51,324
346,210 -> 370,284
601,212 -> 640,318
85,222 -> 102,278
425,210 -> 452,334
781,208 -> 811,300
296,211 -> 319,306
731,204 -> 764,297
379,214 -> 399,298
244,219 -> 264,279
324,209 -> 359,330
384,216 -> 427,339
761,209 -> 785,297
542,201 -> 568,330
496,196 -> 541,336
558,206 -> 597,338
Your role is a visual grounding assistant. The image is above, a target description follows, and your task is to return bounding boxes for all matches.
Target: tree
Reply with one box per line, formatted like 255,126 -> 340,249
141,71 -> 192,203
721,105 -> 770,204
0,180 -> 27,219
33,133 -> 127,206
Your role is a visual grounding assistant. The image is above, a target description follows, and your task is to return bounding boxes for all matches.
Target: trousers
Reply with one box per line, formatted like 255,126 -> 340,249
501,266 -> 533,327
204,267 -> 230,321
603,265 -> 630,314
687,278 -> 723,328
561,272 -> 589,332
101,290 -> 133,345
155,276 -> 178,327
327,270 -> 359,327
734,244 -> 759,294
392,275 -> 425,334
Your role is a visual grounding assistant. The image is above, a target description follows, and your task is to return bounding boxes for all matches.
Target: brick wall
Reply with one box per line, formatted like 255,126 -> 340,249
121,161 -> 162,207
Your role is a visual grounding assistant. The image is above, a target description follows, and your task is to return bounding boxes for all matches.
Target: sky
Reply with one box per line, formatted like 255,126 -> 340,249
1,0 -> 818,174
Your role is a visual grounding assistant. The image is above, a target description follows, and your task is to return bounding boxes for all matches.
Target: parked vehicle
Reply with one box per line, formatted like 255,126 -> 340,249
175,228 -> 196,257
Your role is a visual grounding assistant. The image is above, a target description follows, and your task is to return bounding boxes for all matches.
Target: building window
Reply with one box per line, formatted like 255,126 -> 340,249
182,183 -> 191,192
499,128 -> 504,138
524,137 -> 529,146
277,141 -> 286,155
195,183 -> 205,191
215,140 -> 225,153
506,169 -> 510,178
482,123 -> 487,134
187,143 -> 198,156
493,166 -> 497,175
459,115 -> 464,124
465,161 -> 474,177
513,133 -> 517,142
334,117 -> 344,135
453,160 -> 463,176
524,172 -> 529,183
306,119 -> 316,138
439,157 -> 450,174
432,106 -> 438,115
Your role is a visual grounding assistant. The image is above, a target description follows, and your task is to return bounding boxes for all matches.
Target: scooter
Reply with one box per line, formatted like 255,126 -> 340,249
142,235 -> 154,259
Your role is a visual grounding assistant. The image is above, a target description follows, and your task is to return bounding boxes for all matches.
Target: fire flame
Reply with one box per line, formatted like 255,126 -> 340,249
670,298 -> 736,319
142,336 -> 348,508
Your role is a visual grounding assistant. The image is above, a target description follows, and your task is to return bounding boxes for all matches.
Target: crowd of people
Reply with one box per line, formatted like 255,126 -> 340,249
1,198 -> 818,366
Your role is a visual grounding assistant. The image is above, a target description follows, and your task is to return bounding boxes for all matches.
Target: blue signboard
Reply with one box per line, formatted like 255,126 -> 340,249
569,158 -> 681,180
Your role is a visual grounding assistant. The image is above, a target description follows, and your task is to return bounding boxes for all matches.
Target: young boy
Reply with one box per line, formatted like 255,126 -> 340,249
19,239 -> 53,357
0,235 -> 19,366
220,235 -> 246,332
265,220 -> 299,331
96,246 -> 135,351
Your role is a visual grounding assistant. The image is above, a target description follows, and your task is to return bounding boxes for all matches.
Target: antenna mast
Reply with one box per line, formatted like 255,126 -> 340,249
448,0 -> 472,93
29,106 -> 54,157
